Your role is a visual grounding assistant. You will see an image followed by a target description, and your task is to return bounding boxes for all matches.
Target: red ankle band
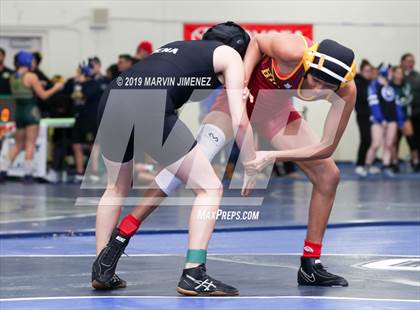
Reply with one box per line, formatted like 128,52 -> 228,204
118,214 -> 141,237
303,239 -> 322,258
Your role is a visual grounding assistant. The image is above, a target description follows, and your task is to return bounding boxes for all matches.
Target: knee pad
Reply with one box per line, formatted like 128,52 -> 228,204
195,123 -> 226,161
155,124 -> 226,195
155,168 -> 183,196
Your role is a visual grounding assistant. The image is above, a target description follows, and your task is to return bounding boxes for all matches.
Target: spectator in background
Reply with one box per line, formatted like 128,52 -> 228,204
117,54 -> 134,74
32,52 -> 53,116
88,56 -> 109,181
0,48 -> 13,95
0,50 -> 62,183
32,52 -> 51,88
89,57 -> 104,80
64,60 -> 109,183
47,74 -> 73,182
401,53 -> 420,171
135,40 -> 153,61
106,64 -> 119,80
354,59 -> 374,177
365,63 -> 404,177
391,65 -> 418,172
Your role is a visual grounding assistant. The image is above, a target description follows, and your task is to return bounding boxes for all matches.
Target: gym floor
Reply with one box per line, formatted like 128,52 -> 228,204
1,164 -> 419,309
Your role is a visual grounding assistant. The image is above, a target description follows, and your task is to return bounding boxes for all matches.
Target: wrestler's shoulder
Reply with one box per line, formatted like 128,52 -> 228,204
259,32 -> 306,64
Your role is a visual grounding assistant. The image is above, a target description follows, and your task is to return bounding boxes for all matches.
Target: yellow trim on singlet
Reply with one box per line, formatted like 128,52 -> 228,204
270,34 -> 309,81
297,77 -> 334,102
297,77 -> 316,101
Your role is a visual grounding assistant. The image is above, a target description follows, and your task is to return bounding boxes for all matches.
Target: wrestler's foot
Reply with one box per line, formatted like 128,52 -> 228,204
176,264 -> 239,296
92,273 -> 127,290
298,256 -> 348,287
92,228 -> 130,288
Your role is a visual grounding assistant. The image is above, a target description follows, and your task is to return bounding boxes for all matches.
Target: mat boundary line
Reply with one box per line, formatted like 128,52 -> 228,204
1,221 -> 419,239
0,295 -> 418,303
1,253 -> 419,258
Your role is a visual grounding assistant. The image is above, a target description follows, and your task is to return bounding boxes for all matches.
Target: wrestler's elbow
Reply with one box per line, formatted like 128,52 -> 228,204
319,145 -> 335,159
312,144 -> 335,160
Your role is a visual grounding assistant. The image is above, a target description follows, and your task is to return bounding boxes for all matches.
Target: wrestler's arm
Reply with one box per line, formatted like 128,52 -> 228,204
243,33 -> 305,83
213,45 -> 256,165
245,82 -> 356,169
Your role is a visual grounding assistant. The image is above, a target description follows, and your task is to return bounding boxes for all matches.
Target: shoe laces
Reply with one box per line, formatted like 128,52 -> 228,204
314,261 -> 338,277
102,243 -> 122,263
199,270 -> 221,285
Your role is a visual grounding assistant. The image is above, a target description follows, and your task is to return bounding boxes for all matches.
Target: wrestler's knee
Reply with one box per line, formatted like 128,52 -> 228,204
107,180 -> 131,197
313,159 -> 340,193
194,176 -> 223,198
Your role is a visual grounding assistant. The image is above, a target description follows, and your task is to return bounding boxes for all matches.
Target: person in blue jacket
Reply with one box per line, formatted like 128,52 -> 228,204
365,63 -> 404,176
390,65 -> 418,172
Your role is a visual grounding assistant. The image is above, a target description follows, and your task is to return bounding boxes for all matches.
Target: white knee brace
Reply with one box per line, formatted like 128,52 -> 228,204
154,123 -> 226,195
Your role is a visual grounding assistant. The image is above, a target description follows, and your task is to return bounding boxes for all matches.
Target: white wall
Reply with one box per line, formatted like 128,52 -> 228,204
1,0 -> 419,160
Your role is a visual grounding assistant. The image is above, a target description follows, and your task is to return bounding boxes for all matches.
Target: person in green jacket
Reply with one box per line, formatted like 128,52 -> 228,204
0,50 -> 62,183
401,53 -> 420,172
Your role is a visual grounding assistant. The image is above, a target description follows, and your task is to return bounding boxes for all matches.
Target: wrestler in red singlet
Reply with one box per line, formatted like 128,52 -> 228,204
212,35 -> 313,141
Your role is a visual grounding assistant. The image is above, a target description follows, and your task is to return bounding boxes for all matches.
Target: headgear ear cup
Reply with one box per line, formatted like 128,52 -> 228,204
304,39 -> 355,89
339,60 -> 356,88
303,43 -> 319,72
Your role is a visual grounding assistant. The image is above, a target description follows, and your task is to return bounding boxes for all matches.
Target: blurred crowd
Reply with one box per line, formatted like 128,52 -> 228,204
0,41 -> 157,183
354,54 -> 420,177
0,40 -> 419,184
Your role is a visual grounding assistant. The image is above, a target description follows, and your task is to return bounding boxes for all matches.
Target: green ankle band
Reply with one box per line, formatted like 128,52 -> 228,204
186,249 -> 207,263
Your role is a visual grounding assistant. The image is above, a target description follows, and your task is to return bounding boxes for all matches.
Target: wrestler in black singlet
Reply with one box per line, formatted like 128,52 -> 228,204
97,40 -> 223,165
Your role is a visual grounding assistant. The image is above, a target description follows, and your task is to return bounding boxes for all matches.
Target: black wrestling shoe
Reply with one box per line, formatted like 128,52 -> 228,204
297,256 -> 348,287
176,264 -> 239,296
92,228 -> 130,289
92,273 -> 127,290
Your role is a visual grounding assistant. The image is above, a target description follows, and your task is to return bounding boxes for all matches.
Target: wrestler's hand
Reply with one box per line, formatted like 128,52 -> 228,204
243,81 -> 254,103
244,151 -> 275,174
241,171 -> 257,196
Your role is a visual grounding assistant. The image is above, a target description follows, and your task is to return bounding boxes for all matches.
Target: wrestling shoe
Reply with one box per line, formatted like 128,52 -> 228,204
176,264 -> 239,296
91,273 -> 127,290
92,228 -> 130,289
297,256 -> 348,287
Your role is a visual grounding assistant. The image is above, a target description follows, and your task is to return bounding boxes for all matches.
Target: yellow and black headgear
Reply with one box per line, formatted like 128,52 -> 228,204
303,39 -> 356,89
